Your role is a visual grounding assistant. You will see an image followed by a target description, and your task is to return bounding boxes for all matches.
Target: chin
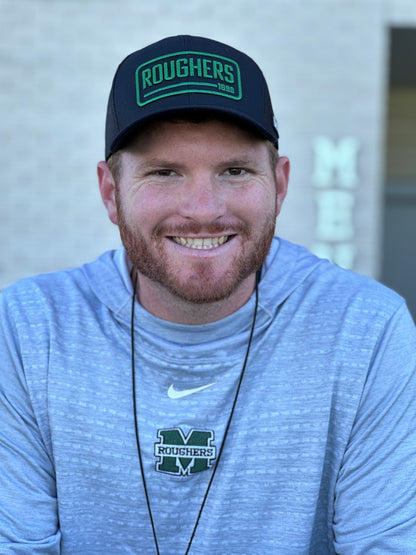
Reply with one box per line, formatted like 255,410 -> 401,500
157,265 -> 252,305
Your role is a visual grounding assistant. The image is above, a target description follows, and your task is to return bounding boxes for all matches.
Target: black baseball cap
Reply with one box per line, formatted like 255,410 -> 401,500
105,35 -> 279,159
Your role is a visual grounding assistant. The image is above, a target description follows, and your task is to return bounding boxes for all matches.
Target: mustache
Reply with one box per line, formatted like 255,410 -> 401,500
154,221 -> 249,237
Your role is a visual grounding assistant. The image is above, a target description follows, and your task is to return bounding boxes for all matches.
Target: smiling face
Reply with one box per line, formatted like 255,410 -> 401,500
98,117 -> 289,322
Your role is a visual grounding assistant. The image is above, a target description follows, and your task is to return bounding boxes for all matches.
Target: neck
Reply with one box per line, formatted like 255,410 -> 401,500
132,271 -> 258,325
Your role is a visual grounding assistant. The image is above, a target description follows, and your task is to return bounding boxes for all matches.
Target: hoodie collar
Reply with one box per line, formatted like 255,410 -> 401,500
82,237 -> 323,344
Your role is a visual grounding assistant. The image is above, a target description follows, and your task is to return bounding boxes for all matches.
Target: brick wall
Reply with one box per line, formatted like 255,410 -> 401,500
1,0 -> 416,288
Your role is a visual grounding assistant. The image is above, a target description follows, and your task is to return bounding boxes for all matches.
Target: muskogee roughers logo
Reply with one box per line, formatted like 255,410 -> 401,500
136,51 -> 242,106
155,428 -> 216,476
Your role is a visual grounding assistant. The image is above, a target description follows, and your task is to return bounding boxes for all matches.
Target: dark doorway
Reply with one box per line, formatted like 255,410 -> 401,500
381,28 -> 416,322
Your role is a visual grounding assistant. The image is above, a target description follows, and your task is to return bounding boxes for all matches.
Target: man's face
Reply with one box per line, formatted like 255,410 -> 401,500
100,118 -> 289,310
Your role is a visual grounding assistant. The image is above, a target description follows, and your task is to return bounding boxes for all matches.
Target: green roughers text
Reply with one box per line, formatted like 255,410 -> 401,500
136,51 -> 242,106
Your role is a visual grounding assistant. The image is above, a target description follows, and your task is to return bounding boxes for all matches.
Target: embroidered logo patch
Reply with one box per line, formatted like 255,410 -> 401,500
136,51 -> 242,106
154,428 -> 216,476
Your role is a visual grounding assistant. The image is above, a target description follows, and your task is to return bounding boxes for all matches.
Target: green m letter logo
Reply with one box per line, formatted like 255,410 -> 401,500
154,428 -> 216,476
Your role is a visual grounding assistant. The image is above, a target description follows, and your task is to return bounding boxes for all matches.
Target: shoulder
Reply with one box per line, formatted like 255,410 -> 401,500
0,250 -> 122,326
311,256 -> 405,320
265,238 -> 409,326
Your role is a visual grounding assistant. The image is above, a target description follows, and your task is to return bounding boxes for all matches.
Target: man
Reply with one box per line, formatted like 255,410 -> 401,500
1,35 -> 415,555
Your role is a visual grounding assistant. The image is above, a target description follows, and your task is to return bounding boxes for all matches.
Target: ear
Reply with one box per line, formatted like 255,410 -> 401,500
274,156 -> 290,216
97,161 -> 118,225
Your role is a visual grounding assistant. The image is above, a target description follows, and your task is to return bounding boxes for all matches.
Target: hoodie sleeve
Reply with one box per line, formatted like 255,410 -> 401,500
0,291 -> 61,553
333,303 -> 416,553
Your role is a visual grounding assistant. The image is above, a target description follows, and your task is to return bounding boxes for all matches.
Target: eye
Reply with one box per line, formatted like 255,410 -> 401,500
226,167 -> 247,176
154,169 -> 176,177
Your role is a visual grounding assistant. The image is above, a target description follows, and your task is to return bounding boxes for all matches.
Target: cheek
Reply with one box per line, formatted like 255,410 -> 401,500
139,195 -> 170,222
240,187 -> 277,219
124,190 -> 174,235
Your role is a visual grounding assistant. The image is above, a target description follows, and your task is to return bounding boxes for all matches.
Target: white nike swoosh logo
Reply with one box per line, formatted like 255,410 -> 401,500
168,382 -> 216,399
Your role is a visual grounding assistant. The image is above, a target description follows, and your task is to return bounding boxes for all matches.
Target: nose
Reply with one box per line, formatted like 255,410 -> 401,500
178,174 -> 227,224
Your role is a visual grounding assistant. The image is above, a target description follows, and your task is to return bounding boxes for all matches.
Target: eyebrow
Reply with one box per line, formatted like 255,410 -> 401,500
219,158 -> 256,167
132,158 -> 183,173
137,156 -> 257,168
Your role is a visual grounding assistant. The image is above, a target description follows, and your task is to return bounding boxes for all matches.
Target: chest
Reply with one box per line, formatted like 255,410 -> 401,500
46,320 -> 361,554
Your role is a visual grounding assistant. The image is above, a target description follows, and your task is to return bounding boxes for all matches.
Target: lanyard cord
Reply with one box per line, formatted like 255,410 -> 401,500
131,272 -> 159,551
131,269 -> 261,555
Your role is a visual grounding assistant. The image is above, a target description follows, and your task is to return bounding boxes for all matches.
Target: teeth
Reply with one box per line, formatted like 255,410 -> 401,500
172,236 -> 228,249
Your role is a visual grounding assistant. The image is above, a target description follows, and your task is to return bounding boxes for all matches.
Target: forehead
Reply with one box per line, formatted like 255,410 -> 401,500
124,113 -> 268,155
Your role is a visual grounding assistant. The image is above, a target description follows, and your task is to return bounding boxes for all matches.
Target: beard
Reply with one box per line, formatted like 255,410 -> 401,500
116,194 -> 277,305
